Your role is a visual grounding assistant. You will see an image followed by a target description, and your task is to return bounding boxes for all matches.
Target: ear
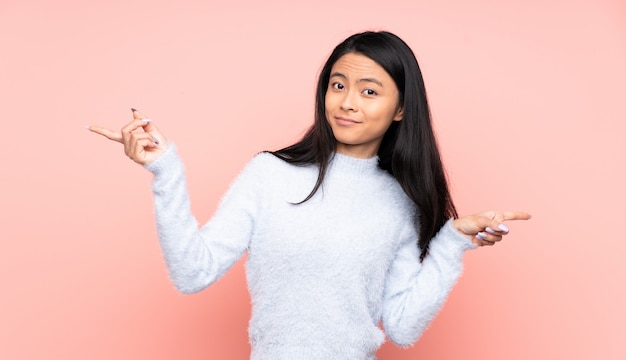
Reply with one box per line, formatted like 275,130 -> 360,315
393,106 -> 403,122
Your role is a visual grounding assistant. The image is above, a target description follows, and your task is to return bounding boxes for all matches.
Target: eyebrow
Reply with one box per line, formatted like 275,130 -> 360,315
330,72 -> 383,87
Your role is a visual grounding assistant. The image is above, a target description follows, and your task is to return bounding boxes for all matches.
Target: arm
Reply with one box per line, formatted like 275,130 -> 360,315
146,145 -> 258,294
382,211 -> 531,346
89,109 -> 258,294
382,219 -> 474,347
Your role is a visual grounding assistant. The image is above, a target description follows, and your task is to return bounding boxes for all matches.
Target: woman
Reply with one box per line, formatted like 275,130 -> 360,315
89,31 -> 530,359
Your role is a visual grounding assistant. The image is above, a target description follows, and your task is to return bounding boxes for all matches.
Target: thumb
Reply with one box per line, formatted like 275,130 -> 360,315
131,108 -> 147,121
131,108 -> 168,147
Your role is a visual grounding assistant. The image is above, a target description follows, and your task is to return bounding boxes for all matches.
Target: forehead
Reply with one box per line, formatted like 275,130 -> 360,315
330,52 -> 390,79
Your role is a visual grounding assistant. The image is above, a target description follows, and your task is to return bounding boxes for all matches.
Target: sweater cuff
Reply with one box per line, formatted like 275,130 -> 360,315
436,219 -> 478,256
144,144 -> 179,176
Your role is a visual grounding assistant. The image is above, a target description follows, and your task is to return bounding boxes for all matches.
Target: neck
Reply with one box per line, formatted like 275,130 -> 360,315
335,143 -> 379,159
329,151 -> 380,176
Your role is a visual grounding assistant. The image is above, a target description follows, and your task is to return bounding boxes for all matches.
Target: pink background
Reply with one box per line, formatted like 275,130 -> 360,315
1,0 -> 625,359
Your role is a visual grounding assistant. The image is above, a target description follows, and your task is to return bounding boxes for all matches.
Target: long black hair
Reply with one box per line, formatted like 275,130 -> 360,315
271,31 -> 457,261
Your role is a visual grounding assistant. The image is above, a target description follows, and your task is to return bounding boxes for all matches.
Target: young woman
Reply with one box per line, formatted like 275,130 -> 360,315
90,31 -> 530,359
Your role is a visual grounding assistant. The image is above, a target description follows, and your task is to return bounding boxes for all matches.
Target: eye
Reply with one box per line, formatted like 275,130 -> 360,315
362,88 -> 377,96
331,82 -> 344,90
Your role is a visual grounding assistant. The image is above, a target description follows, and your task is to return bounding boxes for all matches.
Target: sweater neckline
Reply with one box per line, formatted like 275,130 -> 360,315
328,152 -> 381,176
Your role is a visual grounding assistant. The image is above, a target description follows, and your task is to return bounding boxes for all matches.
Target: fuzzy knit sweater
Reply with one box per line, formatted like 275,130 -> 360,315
145,145 -> 476,360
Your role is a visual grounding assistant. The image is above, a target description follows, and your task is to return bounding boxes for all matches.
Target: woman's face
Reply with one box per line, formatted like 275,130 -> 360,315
325,52 -> 403,159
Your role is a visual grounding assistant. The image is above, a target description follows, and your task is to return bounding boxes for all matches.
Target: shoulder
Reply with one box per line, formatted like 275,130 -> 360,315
236,152 -> 315,185
249,151 -> 286,166
231,152 -> 319,203
375,171 -> 416,216
244,152 -> 303,174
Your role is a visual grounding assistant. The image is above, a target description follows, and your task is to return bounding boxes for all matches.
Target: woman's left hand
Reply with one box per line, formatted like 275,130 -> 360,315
453,211 -> 531,247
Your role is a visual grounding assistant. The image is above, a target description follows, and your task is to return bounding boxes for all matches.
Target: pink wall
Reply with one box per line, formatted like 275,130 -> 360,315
1,0 -> 625,358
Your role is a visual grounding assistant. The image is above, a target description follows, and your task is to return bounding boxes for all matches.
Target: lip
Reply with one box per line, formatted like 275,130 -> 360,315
334,116 -> 360,126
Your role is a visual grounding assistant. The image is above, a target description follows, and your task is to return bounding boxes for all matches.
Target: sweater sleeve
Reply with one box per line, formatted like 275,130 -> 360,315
381,219 -> 477,347
145,145 -> 260,294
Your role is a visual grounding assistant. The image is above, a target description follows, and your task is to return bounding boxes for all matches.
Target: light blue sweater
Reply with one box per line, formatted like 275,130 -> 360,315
145,145 -> 476,360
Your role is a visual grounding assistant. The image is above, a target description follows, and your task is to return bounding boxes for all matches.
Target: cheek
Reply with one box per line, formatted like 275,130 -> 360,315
368,102 -> 395,121
382,100 -> 402,121
325,93 -> 340,120
325,91 -> 336,109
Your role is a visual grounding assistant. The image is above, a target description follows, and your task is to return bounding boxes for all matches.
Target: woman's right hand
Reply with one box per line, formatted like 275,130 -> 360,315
88,109 -> 168,165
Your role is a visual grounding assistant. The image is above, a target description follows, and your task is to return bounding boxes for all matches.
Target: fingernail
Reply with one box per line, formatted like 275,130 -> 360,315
152,136 -> 159,144
498,224 -> 509,232
153,142 -> 159,147
84,125 -> 90,130
485,227 -> 496,234
476,232 -> 487,240
141,118 -> 151,123
131,108 -> 137,112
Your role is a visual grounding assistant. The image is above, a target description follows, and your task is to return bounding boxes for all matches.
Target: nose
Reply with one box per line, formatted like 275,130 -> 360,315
340,90 -> 358,112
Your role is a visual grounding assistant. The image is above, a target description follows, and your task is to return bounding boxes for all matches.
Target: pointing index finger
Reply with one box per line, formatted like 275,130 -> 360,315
88,125 -> 123,143
501,211 -> 532,221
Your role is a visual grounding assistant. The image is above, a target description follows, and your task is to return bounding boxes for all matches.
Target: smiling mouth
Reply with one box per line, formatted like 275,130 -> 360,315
335,117 -> 360,126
